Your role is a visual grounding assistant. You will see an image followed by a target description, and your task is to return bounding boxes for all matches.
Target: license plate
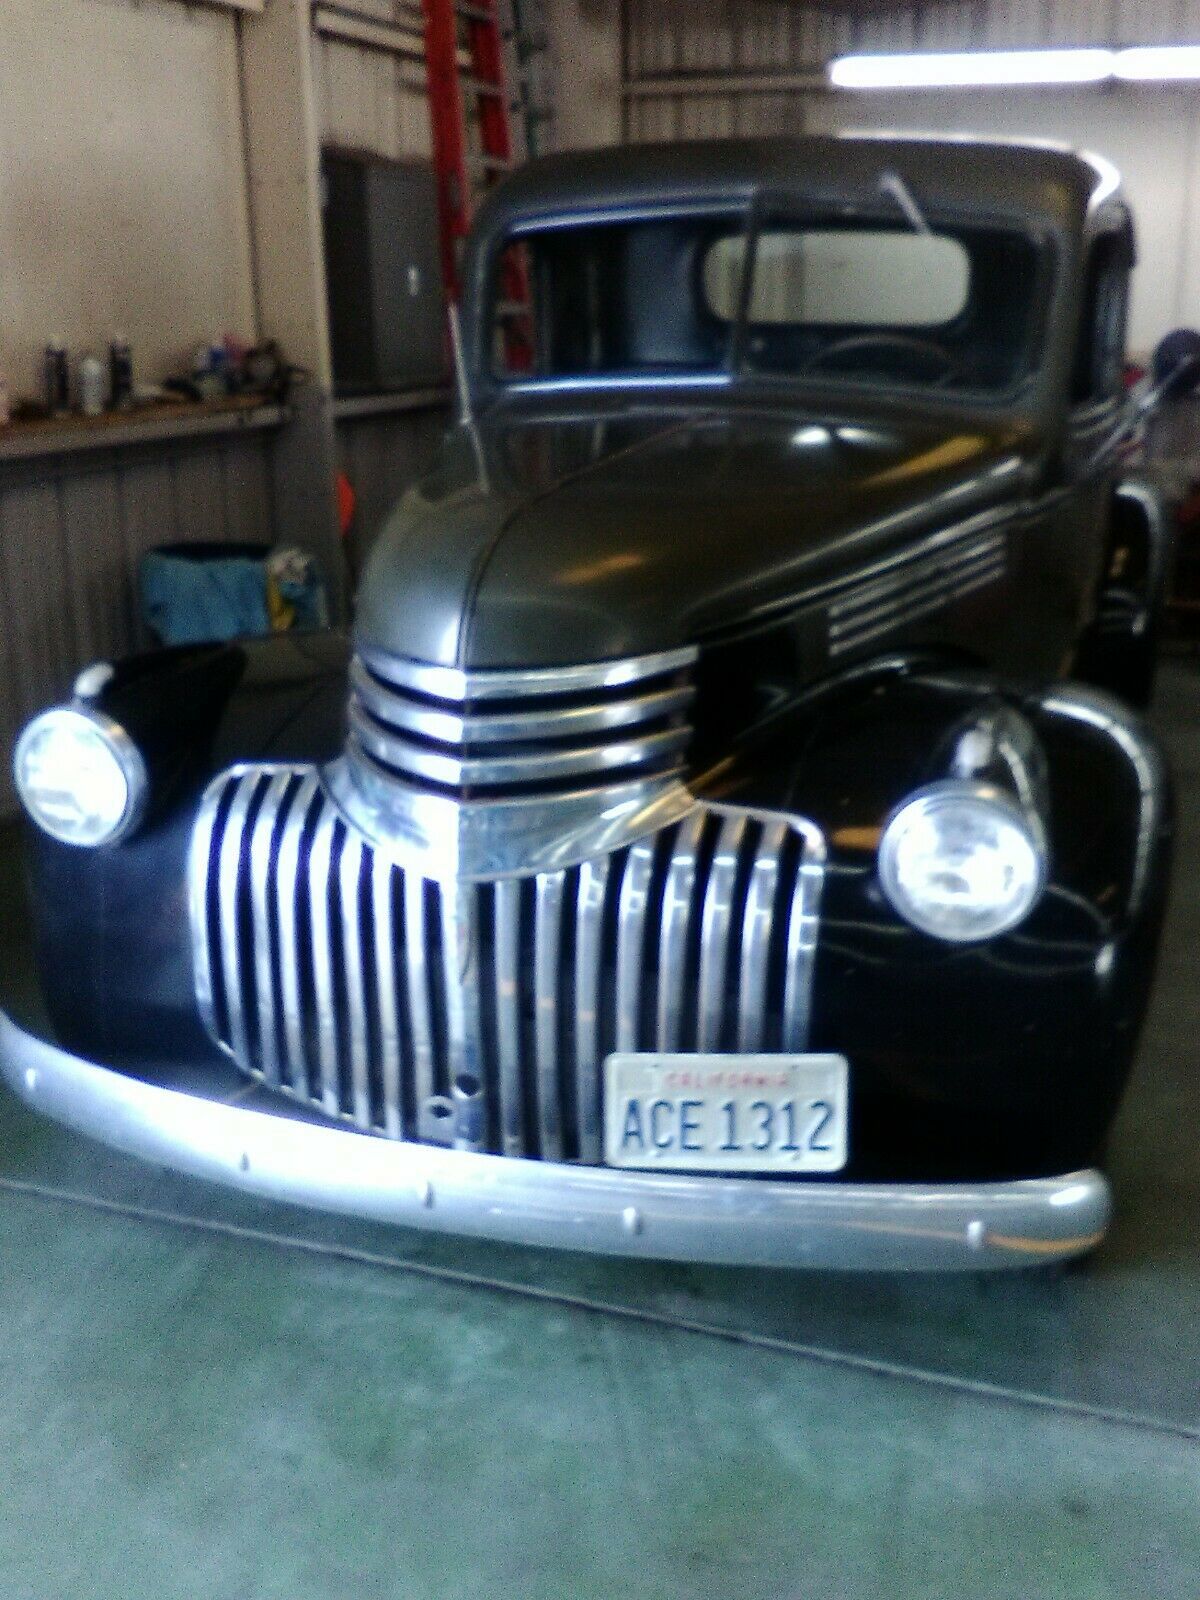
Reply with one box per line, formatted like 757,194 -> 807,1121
603,1053 -> 848,1173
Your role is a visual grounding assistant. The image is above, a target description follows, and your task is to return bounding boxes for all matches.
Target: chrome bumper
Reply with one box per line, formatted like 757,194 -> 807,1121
0,1011 -> 1111,1271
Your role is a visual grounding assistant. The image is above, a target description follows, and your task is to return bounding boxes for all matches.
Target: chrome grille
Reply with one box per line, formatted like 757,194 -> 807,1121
190,767 -> 824,1161
347,643 -> 697,799
829,517 -> 1007,658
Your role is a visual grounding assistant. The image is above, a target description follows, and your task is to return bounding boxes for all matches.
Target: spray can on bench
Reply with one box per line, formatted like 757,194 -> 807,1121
44,343 -> 69,415
109,336 -> 133,411
79,354 -> 106,417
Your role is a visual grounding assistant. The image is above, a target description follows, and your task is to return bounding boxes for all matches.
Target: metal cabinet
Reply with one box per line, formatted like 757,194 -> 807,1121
322,150 -> 448,395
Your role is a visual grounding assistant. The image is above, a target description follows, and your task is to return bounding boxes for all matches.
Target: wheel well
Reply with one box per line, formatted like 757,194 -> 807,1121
1105,480 -> 1170,611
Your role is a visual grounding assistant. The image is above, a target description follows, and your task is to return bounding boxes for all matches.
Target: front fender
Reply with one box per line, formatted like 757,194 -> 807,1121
24,632 -> 350,1067
698,663 -> 1173,1176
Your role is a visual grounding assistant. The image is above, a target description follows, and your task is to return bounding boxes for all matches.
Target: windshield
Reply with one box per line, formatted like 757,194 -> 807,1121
488,207 -> 1046,397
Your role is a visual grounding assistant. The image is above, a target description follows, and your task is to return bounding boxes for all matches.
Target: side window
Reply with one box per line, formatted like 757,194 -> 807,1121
1072,230 -> 1131,404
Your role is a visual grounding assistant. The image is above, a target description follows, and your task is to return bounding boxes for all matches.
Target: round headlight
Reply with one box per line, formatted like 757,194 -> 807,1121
878,780 -> 1045,943
13,707 -> 146,847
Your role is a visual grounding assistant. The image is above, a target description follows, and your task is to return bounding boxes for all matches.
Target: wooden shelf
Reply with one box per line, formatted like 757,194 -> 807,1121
0,396 -> 289,464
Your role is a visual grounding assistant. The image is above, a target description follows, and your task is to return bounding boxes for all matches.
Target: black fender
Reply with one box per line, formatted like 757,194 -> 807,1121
25,633 -> 350,1069
697,660 -> 1173,1178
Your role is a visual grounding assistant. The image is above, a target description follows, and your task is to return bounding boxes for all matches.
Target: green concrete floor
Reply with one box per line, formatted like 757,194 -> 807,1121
3,668 -> 1200,1598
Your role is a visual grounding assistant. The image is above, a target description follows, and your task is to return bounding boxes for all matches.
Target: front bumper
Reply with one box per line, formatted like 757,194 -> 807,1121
0,1010 -> 1111,1271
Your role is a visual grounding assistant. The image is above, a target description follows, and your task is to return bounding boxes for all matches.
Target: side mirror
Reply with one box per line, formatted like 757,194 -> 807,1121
1156,352 -> 1200,405
1139,331 -> 1200,416
1133,357 -> 1200,420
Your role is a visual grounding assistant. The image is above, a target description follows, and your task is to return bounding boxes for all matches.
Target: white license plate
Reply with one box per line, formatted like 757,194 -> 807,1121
603,1053 -> 849,1173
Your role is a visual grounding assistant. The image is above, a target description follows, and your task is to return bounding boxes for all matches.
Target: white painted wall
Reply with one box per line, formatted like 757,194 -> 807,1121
0,0 -> 257,398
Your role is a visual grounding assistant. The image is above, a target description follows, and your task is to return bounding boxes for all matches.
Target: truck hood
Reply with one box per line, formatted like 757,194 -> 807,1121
356,399 -> 1042,669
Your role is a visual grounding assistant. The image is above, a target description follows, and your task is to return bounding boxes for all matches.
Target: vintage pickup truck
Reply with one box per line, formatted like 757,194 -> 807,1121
1,135 -> 1181,1269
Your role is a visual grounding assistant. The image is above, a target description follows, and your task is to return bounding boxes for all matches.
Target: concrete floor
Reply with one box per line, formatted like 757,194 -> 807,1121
2,669 -> 1200,1598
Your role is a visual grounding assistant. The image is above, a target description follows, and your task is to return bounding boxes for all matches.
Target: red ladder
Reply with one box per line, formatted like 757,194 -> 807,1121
421,0 -> 519,305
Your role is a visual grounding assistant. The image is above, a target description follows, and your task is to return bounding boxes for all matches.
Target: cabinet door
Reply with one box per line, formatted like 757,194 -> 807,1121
369,162 -> 448,391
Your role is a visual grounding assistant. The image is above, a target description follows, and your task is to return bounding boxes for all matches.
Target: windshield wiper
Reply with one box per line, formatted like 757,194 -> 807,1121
878,169 -> 932,236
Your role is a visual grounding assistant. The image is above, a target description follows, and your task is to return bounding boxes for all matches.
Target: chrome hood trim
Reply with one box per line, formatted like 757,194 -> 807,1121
340,643 -> 698,878
324,755 -> 698,881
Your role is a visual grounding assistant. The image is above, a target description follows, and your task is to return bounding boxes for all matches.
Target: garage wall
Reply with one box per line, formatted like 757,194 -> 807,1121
0,0 -> 257,397
607,0 -> 1200,355
310,10 -> 451,571
0,418 -> 279,810
313,9 -> 432,162
0,1 -> 454,817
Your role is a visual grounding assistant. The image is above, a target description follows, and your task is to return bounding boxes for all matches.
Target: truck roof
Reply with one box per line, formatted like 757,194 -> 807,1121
472,133 -> 1119,241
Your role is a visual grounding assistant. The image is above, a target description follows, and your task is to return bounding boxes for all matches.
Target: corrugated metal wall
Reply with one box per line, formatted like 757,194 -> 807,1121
336,403 -> 450,583
623,0 -> 1200,138
312,4 -> 433,162
0,4 -> 452,820
0,427 -> 277,809
313,9 -> 452,589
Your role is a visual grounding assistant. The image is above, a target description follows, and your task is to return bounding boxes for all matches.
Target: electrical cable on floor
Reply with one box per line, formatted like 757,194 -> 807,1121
2,1170 -> 1196,1446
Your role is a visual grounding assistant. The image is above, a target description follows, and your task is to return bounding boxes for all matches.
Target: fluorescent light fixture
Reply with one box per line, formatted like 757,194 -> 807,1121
830,44 -> 1200,90
829,48 -> 1115,89
1116,45 -> 1200,80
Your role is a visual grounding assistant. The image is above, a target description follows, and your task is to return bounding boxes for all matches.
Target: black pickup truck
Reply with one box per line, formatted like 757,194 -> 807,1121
3,135 -> 1182,1271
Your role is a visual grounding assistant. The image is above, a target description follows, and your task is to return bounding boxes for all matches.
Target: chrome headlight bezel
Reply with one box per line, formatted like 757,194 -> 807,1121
877,778 -> 1047,943
13,705 -> 148,848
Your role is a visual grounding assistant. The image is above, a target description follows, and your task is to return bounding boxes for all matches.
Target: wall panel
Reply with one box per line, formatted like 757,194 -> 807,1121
313,31 -> 432,162
0,430 -> 277,812
335,404 -> 450,584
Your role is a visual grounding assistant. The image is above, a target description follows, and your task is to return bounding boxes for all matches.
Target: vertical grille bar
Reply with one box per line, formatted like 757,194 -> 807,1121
533,871 -> 565,1160
442,882 -> 486,1149
189,776 -> 227,1042
307,806 -> 341,1118
371,852 -> 403,1138
783,825 -> 825,1051
493,878 -> 525,1155
402,869 -> 436,1115
696,815 -> 746,1052
276,772 -> 318,1099
656,812 -> 704,1052
249,772 -> 292,1085
573,855 -> 610,1163
338,833 -> 371,1128
615,840 -> 655,1053
738,821 -> 788,1052
217,773 -> 261,1070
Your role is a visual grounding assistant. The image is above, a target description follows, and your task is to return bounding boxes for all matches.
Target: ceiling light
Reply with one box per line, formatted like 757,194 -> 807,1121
829,48 -> 1115,89
830,44 -> 1200,90
1115,45 -> 1200,80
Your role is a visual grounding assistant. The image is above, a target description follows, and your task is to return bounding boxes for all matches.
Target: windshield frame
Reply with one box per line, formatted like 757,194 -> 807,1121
483,195 -> 1057,410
